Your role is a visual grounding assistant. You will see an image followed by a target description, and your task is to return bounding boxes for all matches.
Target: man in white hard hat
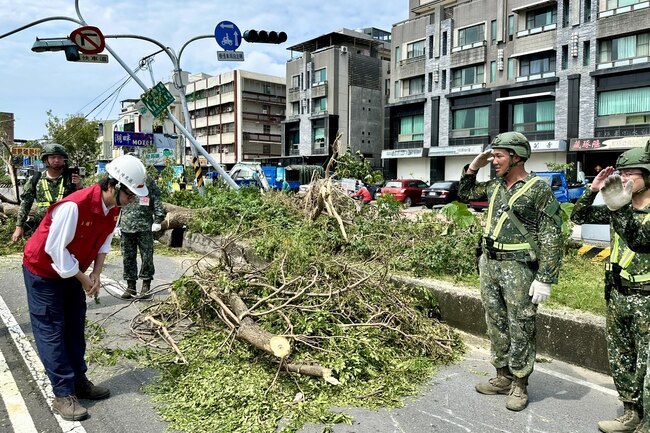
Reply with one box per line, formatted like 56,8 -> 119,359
21,154 -> 148,422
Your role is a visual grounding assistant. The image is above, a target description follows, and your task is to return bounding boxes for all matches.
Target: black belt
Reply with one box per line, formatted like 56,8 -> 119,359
617,280 -> 650,296
484,249 -> 530,261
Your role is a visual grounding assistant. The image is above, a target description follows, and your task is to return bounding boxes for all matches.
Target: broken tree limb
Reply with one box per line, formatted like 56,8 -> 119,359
145,315 -> 187,363
160,202 -> 197,230
281,361 -> 340,384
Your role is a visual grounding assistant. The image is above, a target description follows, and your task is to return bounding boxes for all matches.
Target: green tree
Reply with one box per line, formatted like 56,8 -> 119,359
335,150 -> 383,184
46,111 -> 100,172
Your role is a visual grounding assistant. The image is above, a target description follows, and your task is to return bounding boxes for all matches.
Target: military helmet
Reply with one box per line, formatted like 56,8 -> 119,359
40,143 -> 68,162
490,132 -> 531,159
615,147 -> 650,173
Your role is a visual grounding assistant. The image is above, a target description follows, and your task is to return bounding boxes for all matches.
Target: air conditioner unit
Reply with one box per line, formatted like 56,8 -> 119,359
262,109 -> 268,114
341,46 -> 348,54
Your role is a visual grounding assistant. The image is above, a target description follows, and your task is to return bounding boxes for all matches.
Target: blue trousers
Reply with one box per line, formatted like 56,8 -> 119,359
23,266 -> 87,397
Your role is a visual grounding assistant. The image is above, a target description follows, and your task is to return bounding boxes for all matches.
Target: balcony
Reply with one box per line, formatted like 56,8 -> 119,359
310,82 -> 328,98
599,0 -> 649,18
243,132 -> 281,143
516,23 -> 557,38
597,56 -> 650,70
515,71 -> 556,83
450,82 -> 486,93
450,43 -> 486,69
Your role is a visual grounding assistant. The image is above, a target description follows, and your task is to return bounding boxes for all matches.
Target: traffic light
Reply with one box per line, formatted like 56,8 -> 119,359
243,30 -> 287,44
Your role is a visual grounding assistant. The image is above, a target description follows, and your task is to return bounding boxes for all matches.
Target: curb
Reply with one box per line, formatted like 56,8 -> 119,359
162,229 -> 610,375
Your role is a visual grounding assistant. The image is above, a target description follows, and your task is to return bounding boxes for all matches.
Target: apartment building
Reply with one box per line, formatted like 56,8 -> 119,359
386,0 -> 650,182
185,70 -> 286,168
283,28 -> 391,168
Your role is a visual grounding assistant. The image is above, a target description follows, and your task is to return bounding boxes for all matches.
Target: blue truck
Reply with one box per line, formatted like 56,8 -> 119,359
536,171 -> 587,203
228,162 -> 302,191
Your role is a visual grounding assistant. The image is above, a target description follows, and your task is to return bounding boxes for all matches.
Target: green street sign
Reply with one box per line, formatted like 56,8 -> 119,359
141,82 -> 175,117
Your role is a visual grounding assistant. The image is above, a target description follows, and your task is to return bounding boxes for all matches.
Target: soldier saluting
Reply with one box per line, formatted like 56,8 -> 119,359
459,131 -> 564,411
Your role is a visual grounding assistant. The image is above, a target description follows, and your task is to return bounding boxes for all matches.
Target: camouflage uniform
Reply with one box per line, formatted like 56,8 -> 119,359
459,172 -> 564,378
118,177 -> 165,282
16,173 -> 77,232
571,189 -> 650,411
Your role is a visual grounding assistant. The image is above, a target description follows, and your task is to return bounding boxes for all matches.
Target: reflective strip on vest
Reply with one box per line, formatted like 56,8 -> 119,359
37,177 -> 65,208
483,176 -> 542,251
607,212 -> 650,283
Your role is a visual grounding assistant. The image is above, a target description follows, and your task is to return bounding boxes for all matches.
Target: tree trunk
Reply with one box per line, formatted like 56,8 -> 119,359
161,203 -> 197,230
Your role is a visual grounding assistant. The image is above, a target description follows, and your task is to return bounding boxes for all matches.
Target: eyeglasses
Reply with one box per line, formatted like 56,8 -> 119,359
122,187 -> 136,198
619,171 -> 644,178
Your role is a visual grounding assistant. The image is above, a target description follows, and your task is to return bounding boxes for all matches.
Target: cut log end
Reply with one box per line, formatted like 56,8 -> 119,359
270,335 -> 291,358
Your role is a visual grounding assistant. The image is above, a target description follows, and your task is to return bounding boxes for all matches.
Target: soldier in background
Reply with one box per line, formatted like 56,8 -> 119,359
115,176 -> 165,299
571,148 -> 650,433
12,144 -> 81,242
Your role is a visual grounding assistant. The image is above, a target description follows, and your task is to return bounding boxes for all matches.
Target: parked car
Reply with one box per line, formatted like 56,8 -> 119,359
469,200 -> 489,212
421,181 -> 460,208
378,179 -> 429,207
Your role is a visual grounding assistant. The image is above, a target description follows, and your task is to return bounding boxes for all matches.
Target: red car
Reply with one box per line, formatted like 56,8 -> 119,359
379,179 -> 429,207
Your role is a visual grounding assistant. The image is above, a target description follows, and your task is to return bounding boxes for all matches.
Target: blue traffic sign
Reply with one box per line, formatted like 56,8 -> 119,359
214,21 -> 241,51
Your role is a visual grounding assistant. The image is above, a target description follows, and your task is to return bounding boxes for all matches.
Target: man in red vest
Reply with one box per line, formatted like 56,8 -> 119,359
22,154 -> 148,421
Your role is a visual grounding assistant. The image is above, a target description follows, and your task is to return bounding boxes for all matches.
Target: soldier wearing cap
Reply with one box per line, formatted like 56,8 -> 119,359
458,131 -> 564,411
12,143 -> 81,242
572,147 -> 650,433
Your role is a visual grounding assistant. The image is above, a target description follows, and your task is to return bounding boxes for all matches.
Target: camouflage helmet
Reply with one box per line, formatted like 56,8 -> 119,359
40,143 -> 68,162
490,132 -> 531,159
615,147 -> 650,173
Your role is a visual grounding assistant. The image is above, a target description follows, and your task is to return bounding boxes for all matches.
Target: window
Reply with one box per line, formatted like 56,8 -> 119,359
407,40 -> 425,58
526,6 -> 557,29
458,23 -> 485,46
452,107 -> 489,137
513,99 -> 555,132
507,58 -> 514,79
398,114 -> 424,141
562,45 -> 568,69
428,72 -> 433,92
520,52 -> 556,76
262,104 -> 270,114
394,81 -> 401,98
598,87 -> 650,118
442,32 -> 448,55
599,33 -> 650,63
288,128 -> 299,151
291,74 -> 302,89
583,41 -> 591,66
452,64 -> 484,87
263,125 -> 271,134
395,46 -> 400,65
385,79 -> 390,96
584,0 -> 591,21
313,97 -> 326,112
313,127 -> 326,148
441,70 -> 447,89
407,76 -> 425,95
508,15 -> 515,41
291,101 -> 300,116
490,61 -> 497,82
313,68 -> 326,84
606,0 -> 644,10
563,0 -> 570,27
428,35 -> 434,59
491,20 -> 497,45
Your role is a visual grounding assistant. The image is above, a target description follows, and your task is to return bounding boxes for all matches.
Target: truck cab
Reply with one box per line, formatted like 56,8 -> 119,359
535,171 -> 586,203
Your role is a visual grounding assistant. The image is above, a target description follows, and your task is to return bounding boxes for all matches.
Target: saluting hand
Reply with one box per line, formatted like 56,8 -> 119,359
590,166 -> 615,192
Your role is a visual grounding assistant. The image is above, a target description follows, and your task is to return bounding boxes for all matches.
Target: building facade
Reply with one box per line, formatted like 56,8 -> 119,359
184,70 -> 286,169
282,28 -> 391,168
385,0 -> 650,183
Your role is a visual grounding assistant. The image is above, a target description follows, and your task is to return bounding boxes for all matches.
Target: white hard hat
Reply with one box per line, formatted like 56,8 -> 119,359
105,154 -> 148,196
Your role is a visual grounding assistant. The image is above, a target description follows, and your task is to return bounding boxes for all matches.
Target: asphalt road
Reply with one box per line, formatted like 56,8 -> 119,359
0,249 -> 623,433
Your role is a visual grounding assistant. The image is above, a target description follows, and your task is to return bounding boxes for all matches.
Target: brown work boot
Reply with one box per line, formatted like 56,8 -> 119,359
599,402 -> 641,433
506,375 -> 529,411
75,378 -> 110,400
475,367 -> 512,395
139,279 -> 153,299
53,395 -> 88,421
121,280 -> 137,299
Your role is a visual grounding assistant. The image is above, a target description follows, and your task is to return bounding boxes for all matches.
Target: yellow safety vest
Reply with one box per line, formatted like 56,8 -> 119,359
37,176 -> 65,208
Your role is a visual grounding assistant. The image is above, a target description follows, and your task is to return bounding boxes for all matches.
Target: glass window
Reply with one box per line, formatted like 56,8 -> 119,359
452,107 -> 489,137
291,74 -> 301,89
561,45 -> 568,69
407,40 -> 425,58
399,115 -> 424,141
599,33 -> 649,62
597,87 -> 650,116
313,127 -> 326,148
491,20 -> 497,45
526,6 -> 557,29
583,41 -> 591,65
490,61 -> 497,82
452,64 -> 484,87
607,0 -> 643,9
292,101 -> 299,115
313,68 -> 326,83
519,52 -> 556,76
563,0 -> 570,27
407,76 -> 425,95
395,46 -> 400,64
513,99 -> 555,132
313,97 -> 326,111
458,23 -> 485,46
508,15 -> 515,41
394,81 -> 400,98
507,58 -> 514,79
584,0 -> 591,21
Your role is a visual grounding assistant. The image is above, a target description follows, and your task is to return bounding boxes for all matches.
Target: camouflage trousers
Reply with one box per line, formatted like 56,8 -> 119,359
478,254 -> 537,378
605,287 -> 650,408
120,231 -> 155,281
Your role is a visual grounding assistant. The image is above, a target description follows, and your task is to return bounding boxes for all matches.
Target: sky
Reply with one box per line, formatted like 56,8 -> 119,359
0,0 -> 408,140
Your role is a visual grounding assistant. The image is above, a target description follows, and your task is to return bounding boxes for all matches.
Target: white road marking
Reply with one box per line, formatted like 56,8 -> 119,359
0,346 -> 38,433
0,294 -> 88,433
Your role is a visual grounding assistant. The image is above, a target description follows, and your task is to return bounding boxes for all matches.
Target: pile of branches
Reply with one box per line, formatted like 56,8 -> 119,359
131,243 -> 461,385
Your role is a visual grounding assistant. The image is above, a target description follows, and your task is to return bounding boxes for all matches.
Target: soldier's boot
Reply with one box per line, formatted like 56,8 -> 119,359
52,395 -> 88,421
506,375 -> 529,411
139,280 -> 153,300
121,280 -> 137,299
475,367 -> 512,395
598,402 -> 641,433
